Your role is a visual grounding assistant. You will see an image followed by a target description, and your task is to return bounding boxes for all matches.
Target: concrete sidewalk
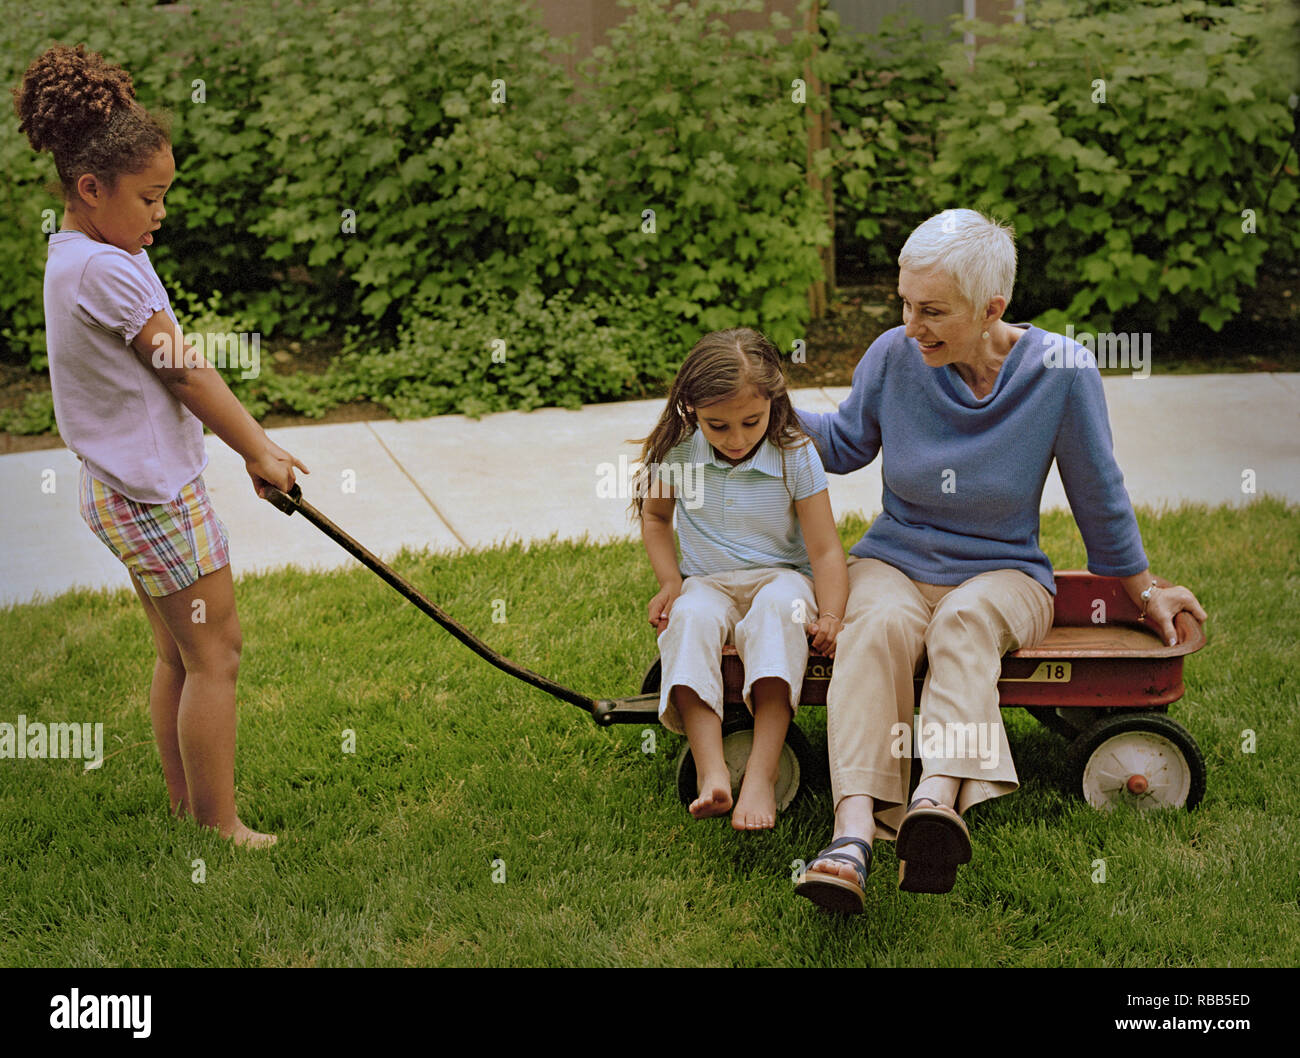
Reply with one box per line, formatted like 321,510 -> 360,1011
2,375 -> 1297,608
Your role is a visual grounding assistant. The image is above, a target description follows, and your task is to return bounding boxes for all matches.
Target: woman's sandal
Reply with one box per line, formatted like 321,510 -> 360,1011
793,837 -> 872,914
895,797 -> 972,894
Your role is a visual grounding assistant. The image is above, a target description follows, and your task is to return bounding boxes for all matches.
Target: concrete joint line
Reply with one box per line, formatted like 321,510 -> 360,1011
364,422 -> 469,551
1268,373 -> 1300,406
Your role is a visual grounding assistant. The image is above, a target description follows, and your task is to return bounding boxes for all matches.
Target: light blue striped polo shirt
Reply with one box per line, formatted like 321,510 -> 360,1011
656,427 -> 829,578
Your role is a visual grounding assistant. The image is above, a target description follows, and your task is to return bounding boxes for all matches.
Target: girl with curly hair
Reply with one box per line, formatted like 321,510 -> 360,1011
14,43 -> 308,847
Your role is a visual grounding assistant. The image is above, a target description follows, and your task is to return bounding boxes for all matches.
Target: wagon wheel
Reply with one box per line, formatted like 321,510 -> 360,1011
1065,712 -> 1206,811
640,658 -> 662,695
675,716 -> 814,811
645,656 -> 816,808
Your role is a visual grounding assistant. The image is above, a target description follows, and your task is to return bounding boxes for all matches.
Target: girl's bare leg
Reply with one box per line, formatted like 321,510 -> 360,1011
129,574 -> 189,817
673,685 -> 732,818
146,565 -> 275,848
732,676 -> 791,830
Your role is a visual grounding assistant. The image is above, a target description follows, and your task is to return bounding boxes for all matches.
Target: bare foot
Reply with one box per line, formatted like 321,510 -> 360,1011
689,770 -> 733,819
732,767 -> 778,830
221,821 -> 278,849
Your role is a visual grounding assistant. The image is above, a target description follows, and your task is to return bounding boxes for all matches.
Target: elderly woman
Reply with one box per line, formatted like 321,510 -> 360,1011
791,209 -> 1207,910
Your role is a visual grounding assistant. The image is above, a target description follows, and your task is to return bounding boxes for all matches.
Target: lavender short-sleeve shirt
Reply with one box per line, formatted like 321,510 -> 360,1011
44,230 -> 206,503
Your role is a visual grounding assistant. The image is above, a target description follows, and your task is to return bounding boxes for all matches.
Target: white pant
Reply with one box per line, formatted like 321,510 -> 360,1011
657,567 -> 818,735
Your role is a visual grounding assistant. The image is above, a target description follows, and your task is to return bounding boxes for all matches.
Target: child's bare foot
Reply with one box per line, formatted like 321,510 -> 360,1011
221,821 -> 278,849
689,769 -> 733,819
732,768 -> 778,830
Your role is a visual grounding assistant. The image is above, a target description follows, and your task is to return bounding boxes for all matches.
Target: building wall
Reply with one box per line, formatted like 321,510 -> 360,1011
528,0 -> 1020,307
534,0 -> 1019,70
831,0 -> 962,36
535,0 -> 804,83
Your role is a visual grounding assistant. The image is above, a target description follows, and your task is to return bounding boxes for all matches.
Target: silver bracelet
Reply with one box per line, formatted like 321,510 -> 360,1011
1138,581 -> 1159,622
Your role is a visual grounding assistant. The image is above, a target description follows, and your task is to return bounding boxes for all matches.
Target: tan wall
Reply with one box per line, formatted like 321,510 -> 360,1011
535,0 -> 804,82
535,0 -> 1019,80
528,0 -> 1017,309
975,0 -> 1021,25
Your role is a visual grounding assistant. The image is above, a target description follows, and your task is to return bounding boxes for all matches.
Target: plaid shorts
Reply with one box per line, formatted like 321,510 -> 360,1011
79,465 -> 230,597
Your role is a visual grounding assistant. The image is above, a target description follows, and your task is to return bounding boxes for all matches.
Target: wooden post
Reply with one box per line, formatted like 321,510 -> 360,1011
803,0 -> 834,320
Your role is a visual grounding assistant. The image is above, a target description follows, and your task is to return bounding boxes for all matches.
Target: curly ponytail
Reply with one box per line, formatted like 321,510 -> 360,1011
12,43 -> 171,200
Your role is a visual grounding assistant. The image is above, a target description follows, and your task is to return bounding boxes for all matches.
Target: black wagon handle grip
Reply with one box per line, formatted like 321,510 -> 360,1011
262,482 -> 302,517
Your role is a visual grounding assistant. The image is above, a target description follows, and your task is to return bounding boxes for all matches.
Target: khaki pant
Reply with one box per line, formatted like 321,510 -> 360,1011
658,568 -> 818,735
829,557 -> 1054,839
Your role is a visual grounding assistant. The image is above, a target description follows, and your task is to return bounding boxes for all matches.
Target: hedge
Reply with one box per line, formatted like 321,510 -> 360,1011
3,0 -> 1296,427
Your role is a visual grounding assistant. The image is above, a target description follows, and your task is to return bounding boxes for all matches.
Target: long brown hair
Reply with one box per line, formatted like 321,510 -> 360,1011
629,328 -> 809,518
13,43 -> 171,202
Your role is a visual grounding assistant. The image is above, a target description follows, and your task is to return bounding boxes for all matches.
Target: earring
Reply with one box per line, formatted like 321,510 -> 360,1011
982,330 -> 990,340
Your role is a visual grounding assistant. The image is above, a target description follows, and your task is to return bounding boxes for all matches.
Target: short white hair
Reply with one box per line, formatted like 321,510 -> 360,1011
898,209 -> 1017,320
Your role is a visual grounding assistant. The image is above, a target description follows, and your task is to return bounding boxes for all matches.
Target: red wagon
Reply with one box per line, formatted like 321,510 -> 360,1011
597,571 -> 1208,812
263,489 -> 1207,814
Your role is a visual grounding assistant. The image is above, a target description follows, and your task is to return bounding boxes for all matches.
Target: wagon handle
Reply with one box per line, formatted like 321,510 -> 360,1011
260,483 -> 599,717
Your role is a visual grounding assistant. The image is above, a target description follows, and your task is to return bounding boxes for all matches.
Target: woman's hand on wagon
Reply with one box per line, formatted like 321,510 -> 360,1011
1144,584 -> 1208,647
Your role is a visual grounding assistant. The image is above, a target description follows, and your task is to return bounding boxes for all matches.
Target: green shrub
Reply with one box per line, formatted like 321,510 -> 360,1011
2,1 -> 285,360
927,0 -> 1300,330
244,0 -> 585,336
0,391 -> 55,435
7,0 -> 1293,417
826,11 -> 955,271
339,284 -> 678,419
571,0 -> 832,351
4,0 -> 832,381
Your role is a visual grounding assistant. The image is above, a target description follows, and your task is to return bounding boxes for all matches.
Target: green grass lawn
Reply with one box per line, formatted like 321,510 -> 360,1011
1,499 -> 1297,967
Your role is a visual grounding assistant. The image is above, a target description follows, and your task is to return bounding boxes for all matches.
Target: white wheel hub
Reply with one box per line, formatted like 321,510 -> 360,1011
679,728 -> 803,811
1082,730 -> 1192,810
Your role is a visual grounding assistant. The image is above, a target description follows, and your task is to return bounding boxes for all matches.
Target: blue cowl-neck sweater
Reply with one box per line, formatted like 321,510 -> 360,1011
795,324 -> 1148,595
